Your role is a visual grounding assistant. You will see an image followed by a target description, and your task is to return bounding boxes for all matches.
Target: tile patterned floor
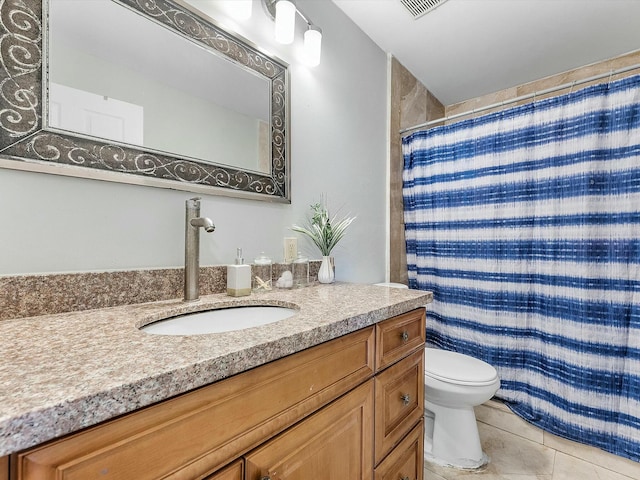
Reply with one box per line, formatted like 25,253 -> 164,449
424,422 -> 640,480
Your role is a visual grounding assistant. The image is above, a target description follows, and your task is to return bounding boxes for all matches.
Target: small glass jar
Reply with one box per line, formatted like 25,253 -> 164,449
252,253 -> 273,292
275,266 -> 294,289
292,253 -> 309,288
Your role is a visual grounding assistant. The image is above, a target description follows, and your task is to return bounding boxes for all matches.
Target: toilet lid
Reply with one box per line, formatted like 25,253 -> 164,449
425,348 -> 498,386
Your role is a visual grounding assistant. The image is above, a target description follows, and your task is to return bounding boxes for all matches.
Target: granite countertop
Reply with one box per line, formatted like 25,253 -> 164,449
0,282 -> 432,456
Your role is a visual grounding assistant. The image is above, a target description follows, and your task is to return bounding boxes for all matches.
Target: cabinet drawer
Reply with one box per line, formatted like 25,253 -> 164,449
374,420 -> 423,480
374,348 -> 424,465
16,327 -> 375,480
205,459 -> 243,480
375,309 -> 425,371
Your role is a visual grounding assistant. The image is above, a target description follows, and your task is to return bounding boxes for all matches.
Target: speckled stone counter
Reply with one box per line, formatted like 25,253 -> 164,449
0,282 -> 432,456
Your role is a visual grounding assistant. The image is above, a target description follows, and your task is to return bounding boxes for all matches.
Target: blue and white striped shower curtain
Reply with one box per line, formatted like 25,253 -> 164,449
403,75 -> 640,462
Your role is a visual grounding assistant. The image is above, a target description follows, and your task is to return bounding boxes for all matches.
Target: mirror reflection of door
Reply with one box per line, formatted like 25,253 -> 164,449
48,0 -> 271,173
49,83 -> 144,144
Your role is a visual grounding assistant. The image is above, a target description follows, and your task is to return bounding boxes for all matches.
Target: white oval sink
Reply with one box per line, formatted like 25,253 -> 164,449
141,306 -> 297,335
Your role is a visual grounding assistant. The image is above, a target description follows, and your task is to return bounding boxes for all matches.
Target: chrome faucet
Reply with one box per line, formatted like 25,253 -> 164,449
184,197 -> 215,302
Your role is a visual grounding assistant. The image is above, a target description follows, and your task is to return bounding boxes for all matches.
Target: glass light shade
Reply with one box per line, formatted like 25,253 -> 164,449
275,0 -> 296,44
228,0 -> 252,20
303,25 -> 322,67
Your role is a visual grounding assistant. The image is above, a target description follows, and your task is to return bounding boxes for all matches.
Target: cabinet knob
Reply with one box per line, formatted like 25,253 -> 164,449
400,330 -> 409,342
401,393 -> 411,405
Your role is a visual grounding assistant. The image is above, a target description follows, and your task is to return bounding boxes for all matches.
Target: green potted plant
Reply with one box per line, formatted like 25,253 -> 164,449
291,200 -> 356,283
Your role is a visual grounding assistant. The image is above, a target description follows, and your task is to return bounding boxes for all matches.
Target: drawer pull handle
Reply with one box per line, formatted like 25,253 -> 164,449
400,330 -> 409,342
261,477 -> 271,480
401,393 -> 411,405
401,477 -> 410,480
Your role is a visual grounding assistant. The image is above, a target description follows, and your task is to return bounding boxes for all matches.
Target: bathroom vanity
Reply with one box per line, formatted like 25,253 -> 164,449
0,283 -> 431,480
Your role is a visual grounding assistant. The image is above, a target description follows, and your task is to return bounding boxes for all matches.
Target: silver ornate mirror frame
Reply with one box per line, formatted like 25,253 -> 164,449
0,0 -> 290,202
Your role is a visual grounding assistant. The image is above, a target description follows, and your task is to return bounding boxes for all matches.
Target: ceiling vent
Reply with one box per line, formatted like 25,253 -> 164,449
400,0 -> 449,19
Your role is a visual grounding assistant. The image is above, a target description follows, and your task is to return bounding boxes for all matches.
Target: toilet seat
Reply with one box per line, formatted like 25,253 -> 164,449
425,349 -> 498,386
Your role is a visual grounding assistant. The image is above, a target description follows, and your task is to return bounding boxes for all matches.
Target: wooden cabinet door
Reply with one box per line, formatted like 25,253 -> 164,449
374,421 -> 423,480
0,456 -> 7,480
245,380 -> 374,480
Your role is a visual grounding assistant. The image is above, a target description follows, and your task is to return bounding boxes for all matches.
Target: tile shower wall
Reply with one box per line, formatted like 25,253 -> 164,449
389,57 -> 444,285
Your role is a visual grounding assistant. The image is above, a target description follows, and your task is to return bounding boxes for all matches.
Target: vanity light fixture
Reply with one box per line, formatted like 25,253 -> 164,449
303,24 -> 322,67
262,0 -> 323,66
275,0 -> 296,44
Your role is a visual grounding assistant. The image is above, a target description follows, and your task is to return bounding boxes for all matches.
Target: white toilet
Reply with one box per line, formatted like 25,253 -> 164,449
423,347 -> 500,469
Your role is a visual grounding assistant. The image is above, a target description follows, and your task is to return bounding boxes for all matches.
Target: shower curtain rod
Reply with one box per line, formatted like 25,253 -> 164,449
399,62 -> 640,135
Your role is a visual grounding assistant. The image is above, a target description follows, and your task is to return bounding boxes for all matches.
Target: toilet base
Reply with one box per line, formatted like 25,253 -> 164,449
424,399 -> 490,469
424,450 -> 489,470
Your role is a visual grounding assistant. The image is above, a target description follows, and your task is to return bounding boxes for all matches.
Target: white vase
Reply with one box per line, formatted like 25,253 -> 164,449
317,256 -> 335,284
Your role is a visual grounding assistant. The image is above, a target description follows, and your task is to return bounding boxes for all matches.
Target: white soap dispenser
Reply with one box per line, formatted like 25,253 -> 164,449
227,248 -> 251,297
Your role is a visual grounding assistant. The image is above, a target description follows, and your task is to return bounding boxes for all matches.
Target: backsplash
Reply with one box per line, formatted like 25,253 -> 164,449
0,262 -> 321,321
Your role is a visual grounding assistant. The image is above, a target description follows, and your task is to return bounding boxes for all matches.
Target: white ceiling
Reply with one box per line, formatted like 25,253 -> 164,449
332,0 -> 640,106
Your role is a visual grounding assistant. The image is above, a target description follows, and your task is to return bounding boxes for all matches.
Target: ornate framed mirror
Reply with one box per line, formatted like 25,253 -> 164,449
0,0 -> 290,202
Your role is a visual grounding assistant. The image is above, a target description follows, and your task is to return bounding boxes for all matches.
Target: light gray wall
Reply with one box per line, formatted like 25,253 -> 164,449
0,0 -> 388,284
